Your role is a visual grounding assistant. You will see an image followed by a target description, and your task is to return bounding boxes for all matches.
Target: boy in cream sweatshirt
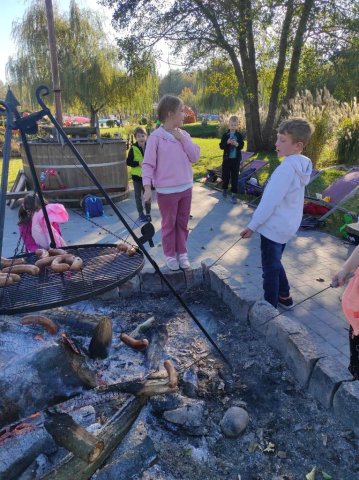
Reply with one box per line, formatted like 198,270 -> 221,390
240,118 -> 313,308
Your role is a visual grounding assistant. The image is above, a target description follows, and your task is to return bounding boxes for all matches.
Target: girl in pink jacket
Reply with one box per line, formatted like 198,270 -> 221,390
142,95 -> 200,270
18,194 -> 68,252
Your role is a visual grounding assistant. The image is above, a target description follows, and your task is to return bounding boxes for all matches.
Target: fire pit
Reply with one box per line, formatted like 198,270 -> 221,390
0,284 -> 357,480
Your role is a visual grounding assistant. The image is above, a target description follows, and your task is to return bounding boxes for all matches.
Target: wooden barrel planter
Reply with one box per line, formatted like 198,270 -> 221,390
20,139 -> 128,205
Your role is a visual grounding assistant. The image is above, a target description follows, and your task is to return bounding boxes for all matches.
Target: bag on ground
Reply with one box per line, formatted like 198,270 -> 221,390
81,195 -> 104,218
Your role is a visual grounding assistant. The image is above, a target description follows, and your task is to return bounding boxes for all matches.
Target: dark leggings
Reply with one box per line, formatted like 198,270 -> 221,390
222,157 -> 240,193
349,326 -> 359,380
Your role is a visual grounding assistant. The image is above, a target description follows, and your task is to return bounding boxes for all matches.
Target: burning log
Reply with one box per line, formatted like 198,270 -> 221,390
41,308 -> 107,336
44,410 -> 104,463
97,375 -> 177,398
88,317 -> 112,359
41,396 -> 146,480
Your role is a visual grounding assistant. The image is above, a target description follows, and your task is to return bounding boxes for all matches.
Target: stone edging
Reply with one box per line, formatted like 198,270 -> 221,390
110,258 -> 359,436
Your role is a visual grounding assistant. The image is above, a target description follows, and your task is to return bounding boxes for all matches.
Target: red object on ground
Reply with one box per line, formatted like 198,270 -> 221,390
184,106 -> 196,124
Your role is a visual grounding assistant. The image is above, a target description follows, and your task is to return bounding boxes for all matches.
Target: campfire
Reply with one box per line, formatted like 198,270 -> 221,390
0,283 -> 358,479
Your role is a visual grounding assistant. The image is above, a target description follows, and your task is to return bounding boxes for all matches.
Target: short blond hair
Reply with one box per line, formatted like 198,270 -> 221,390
278,117 -> 314,146
229,115 -> 239,124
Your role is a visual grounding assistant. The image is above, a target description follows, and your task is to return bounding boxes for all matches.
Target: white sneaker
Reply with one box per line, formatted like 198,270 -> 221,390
166,256 -> 179,271
178,253 -> 191,269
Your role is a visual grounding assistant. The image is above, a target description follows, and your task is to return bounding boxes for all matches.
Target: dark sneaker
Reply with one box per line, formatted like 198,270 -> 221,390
145,214 -> 152,222
278,296 -> 294,309
222,190 -> 228,199
139,213 -> 147,223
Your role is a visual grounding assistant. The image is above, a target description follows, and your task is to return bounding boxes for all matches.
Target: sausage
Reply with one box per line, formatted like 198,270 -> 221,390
20,315 -> 58,334
0,275 -> 15,287
50,254 -> 75,272
120,333 -> 149,350
127,247 -> 138,257
35,249 -> 49,258
35,256 -> 57,268
48,248 -> 67,256
1,256 -> 26,267
69,256 -> 83,272
0,272 -> 21,283
116,242 -> 129,253
2,264 -> 40,275
164,360 -> 178,388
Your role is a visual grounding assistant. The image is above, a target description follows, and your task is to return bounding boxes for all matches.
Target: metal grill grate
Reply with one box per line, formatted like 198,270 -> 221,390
0,244 -> 144,315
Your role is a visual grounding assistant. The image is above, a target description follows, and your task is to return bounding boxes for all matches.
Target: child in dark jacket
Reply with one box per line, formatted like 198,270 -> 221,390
219,115 -> 245,204
126,127 -> 151,223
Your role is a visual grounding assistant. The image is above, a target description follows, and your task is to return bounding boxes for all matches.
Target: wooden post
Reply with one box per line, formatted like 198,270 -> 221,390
45,0 -> 63,126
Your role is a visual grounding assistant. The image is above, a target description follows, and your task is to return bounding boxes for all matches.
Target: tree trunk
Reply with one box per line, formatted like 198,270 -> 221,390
262,0 -> 295,149
279,0 -> 315,122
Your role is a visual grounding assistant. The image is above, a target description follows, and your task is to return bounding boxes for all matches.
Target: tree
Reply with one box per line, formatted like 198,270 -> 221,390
102,0 -> 356,151
6,0 -> 157,123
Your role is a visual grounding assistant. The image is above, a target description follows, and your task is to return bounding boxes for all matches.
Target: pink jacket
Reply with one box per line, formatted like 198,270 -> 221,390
31,203 -> 69,249
142,127 -> 200,188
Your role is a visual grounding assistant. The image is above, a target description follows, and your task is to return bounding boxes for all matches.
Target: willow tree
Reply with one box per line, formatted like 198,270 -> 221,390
102,0 -> 356,150
6,0 -> 156,123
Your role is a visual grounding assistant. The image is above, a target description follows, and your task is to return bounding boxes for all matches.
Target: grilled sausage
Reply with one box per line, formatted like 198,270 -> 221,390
35,249 -> 49,258
127,247 -> 138,257
69,256 -> 83,272
0,272 -> 21,283
1,256 -> 26,267
120,333 -> 149,350
2,265 -> 40,275
35,256 -> 57,268
48,248 -> 67,256
0,275 -> 16,287
20,315 -> 58,334
164,360 -> 178,388
50,257 -> 70,273
116,242 -> 129,253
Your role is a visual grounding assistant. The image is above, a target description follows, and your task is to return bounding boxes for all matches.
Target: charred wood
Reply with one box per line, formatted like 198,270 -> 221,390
44,411 -> 104,463
88,317 -> 112,359
40,396 -> 146,480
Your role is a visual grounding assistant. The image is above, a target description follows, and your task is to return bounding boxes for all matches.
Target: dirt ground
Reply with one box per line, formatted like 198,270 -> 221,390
87,286 -> 359,480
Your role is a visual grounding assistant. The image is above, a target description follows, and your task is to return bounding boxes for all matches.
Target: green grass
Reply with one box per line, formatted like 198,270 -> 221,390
0,158 -> 23,189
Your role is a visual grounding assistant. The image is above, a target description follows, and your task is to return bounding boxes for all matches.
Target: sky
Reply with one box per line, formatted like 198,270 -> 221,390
0,0 -> 171,84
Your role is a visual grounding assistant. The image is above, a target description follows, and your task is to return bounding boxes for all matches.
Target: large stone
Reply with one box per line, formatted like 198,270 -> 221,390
248,300 -> 278,335
285,332 -> 325,387
220,406 -> 249,438
140,267 -> 163,293
265,315 -> 307,358
207,264 -> 231,299
332,381 -> 359,436
308,357 -> 353,408
163,402 -> 205,428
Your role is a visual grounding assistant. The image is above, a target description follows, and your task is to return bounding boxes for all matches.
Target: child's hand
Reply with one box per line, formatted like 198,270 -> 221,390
143,186 -> 152,204
172,129 -> 184,141
240,228 -> 253,239
331,269 -> 352,287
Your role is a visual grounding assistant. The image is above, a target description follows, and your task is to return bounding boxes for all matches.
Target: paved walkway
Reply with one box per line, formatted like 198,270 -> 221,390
2,183 -> 355,369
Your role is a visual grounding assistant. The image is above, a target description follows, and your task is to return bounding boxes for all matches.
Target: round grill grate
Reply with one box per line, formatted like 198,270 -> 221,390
0,244 -> 145,315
